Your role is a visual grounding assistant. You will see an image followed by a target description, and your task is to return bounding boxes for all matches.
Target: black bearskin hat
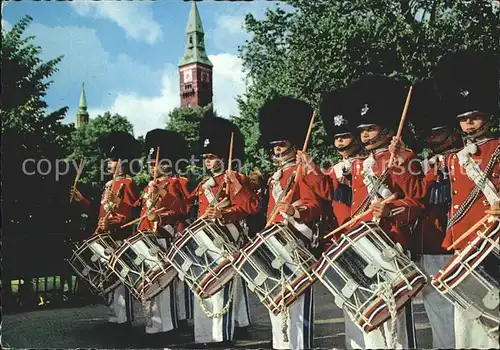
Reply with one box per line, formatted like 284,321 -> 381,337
407,78 -> 455,135
145,129 -> 188,166
199,116 -> 245,166
320,87 -> 356,144
99,131 -> 141,162
434,49 -> 499,118
347,74 -> 408,131
258,96 -> 314,149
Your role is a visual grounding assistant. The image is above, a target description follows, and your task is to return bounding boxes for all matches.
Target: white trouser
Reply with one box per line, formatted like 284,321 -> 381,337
175,278 -> 193,321
419,254 -> 455,348
107,284 -> 134,324
142,237 -> 178,333
454,305 -> 499,348
233,275 -> 252,328
193,281 -> 235,343
269,286 -> 314,350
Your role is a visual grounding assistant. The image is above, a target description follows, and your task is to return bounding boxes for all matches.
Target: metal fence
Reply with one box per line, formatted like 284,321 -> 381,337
2,232 -> 99,313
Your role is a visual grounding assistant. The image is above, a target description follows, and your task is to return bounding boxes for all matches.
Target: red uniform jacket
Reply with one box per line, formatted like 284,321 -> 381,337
176,176 -> 194,214
267,164 -> 321,225
195,172 -> 259,222
412,153 -> 454,255
136,177 -> 188,236
80,176 -> 140,237
424,138 -> 499,250
306,158 -> 360,228
309,148 -> 423,248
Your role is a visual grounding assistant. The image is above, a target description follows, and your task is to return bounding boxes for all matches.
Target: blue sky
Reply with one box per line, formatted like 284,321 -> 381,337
2,0 -> 291,136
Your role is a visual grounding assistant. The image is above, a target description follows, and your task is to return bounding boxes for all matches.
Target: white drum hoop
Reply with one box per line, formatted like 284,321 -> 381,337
431,219 -> 499,340
232,222 -> 317,315
109,230 -> 177,301
166,218 -> 239,299
313,221 -> 427,333
67,232 -> 120,296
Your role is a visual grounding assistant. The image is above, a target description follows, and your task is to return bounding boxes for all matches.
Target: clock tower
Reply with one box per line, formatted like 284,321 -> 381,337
179,1 -> 213,107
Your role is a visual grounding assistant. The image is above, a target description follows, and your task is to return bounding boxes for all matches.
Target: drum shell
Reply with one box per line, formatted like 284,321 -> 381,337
431,219 -> 499,340
232,223 -> 317,315
67,233 -> 121,296
109,231 -> 177,301
166,218 -> 240,299
313,221 -> 427,333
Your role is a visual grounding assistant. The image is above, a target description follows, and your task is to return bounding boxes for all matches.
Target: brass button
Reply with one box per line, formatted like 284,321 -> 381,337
450,165 -> 455,170
453,204 -> 459,209
453,190 -> 458,195
452,177 -> 456,182
353,189 -> 357,192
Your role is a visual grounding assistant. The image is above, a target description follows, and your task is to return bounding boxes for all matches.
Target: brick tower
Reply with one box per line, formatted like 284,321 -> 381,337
179,1 -> 213,107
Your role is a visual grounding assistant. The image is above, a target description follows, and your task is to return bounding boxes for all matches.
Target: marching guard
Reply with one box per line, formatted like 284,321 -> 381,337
190,116 -> 259,346
136,129 -> 190,335
300,86 -> 367,349
405,78 -> 461,349
308,75 -> 423,348
70,131 -> 140,326
390,49 -> 500,349
258,96 -> 322,350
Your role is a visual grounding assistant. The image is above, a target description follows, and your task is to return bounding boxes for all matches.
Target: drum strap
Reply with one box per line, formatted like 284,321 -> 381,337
353,168 -> 390,216
268,170 -> 296,221
447,145 -> 500,231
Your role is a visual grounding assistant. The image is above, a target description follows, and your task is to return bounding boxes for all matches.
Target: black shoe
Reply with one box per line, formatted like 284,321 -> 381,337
178,319 -> 189,329
233,326 -> 250,340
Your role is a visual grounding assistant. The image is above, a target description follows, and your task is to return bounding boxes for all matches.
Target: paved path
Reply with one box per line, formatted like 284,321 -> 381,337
2,285 -> 432,349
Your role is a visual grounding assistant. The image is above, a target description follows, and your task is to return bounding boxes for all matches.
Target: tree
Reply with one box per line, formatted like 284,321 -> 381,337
1,15 -> 77,236
235,0 -> 500,171
69,112 -> 135,188
165,103 -> 219,182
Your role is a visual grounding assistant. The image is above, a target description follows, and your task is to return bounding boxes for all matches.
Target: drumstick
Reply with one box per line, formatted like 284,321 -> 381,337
265,110 -> 317,227
69,159 -> 85,203
446,214 -> 491,251
388,85 -> 413,168
226,132 -> 234,196
153,146 -> 160,183
120,207 -> 167,228
324,193 -> 398,239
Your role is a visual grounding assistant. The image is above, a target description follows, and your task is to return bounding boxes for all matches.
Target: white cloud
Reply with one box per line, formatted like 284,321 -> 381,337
2,19 -> 11,31
95,54 -> 246,137
209,53 -> 245,118
70,1 -> 162,44
218,15 -> 246,36
24,23 -> 165,122
95,68 -> 179,137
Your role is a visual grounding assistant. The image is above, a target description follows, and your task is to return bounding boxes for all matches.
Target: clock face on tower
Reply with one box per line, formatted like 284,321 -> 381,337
201,72 -> 209,82
184,70 -> 192,83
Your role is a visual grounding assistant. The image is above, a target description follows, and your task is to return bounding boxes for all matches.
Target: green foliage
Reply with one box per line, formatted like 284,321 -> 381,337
236,0 -> 500,171
1,15 -> 78,236
165,103 -> 215,152
69,112 -> 135,188
165,103 -> 218,182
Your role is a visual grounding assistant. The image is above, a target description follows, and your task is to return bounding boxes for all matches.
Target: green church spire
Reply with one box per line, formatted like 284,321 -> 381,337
76,82 -> 89,128
179,1 -> 212,67
78,82 -> 87,113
